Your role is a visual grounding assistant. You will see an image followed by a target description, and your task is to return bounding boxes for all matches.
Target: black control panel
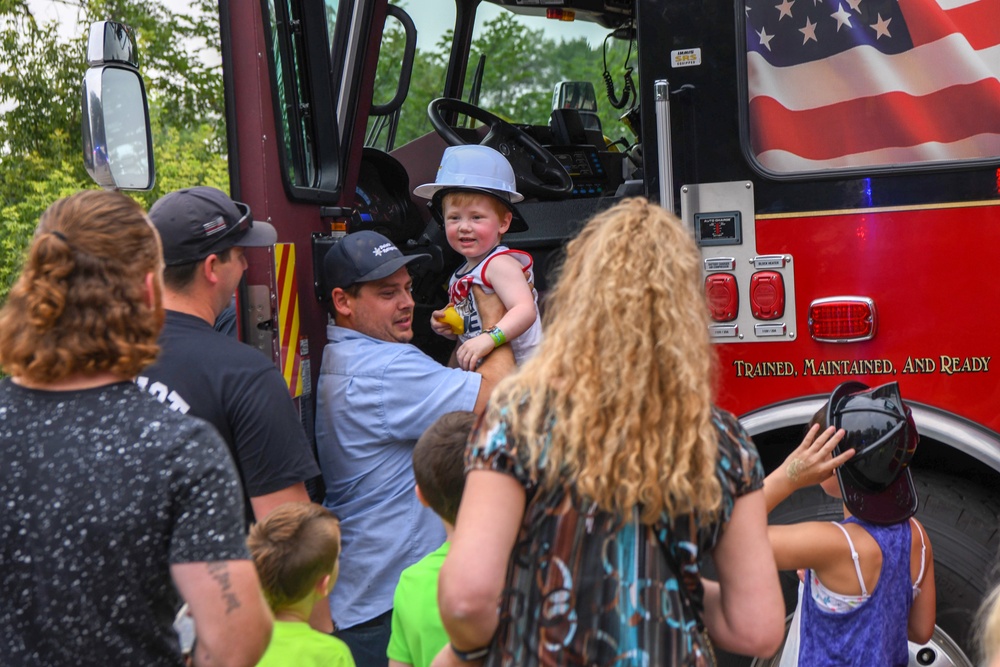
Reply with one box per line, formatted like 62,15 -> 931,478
549,145 -> 618,198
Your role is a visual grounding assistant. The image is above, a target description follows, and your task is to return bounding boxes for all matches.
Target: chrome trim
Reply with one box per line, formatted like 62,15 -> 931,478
86,21 -> 137,67
740,399 -> 1000,472
808,296 -> 876,343
654,80 -> 674,212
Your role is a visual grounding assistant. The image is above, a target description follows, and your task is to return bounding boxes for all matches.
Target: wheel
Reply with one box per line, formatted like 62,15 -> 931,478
426,97 -> 573,199
715,471 -> 998,666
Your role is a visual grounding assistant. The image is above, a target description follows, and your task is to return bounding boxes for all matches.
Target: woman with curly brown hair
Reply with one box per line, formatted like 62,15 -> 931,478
0,189 -> 271,667
433,197 -> 784,666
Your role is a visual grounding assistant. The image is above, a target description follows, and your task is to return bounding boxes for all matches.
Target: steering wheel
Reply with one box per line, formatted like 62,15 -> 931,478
427,97 -> 573,199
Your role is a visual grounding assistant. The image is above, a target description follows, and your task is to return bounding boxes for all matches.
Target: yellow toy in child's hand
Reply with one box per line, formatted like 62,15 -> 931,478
437,305 -> 464,335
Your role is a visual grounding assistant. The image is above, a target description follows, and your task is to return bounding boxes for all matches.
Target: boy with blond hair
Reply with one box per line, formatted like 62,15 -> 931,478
249,503 -> 355,667
387,412 -> 476,667
415,146 -> 542,370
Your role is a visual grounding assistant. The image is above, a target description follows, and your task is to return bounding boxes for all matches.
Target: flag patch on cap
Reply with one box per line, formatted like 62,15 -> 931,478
202,216 -> 228,236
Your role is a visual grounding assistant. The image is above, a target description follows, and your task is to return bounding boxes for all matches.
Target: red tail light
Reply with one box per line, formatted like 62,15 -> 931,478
546,8 -> 576,20
808,297 -> 876,342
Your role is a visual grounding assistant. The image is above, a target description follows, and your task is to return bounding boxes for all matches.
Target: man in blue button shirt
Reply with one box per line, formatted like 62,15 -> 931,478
316,231 -> 515,666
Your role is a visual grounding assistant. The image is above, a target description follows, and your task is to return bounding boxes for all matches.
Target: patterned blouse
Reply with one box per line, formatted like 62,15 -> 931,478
466,405 -> 764,667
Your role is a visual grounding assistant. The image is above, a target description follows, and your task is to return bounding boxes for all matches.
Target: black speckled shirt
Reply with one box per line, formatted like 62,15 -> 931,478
0,379 -> 250,666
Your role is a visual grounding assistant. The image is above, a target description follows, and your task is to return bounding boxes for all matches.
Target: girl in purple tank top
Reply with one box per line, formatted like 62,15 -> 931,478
763,381 -> 937,666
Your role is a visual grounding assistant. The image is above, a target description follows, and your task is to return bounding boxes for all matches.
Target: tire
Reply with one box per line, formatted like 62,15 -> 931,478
715,471 -> 999,666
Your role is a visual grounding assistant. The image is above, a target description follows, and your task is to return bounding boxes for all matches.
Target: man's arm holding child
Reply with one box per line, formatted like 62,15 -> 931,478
456,255 -> 536,371
469,284 -> 515,414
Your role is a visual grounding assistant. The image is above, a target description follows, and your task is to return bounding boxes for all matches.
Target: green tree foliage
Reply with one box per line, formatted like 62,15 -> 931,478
367,10 -> 638,151
467,14 -> 550,124
367,10 -> 447,151
0,0 -> 228,303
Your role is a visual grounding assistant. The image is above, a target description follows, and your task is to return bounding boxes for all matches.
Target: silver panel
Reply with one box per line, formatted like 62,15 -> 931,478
246,284 -> 275,357
681,181 -> 797,343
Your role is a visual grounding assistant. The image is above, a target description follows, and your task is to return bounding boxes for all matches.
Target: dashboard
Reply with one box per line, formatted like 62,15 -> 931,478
351,148 -> 425,246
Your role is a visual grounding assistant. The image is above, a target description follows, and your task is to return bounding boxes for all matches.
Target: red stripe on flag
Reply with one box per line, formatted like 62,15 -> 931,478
901,0 -> 964,46
903,0 -> 1000,49
750,79 -> 1000,159
944,0 -> 1000,50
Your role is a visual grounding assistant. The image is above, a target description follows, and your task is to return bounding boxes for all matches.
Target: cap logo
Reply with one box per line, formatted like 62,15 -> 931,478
372,242 -> 396,257
203,215 -> 228,236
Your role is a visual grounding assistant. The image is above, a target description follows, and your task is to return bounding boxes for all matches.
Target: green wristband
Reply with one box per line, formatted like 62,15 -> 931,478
485,326 -> 507,348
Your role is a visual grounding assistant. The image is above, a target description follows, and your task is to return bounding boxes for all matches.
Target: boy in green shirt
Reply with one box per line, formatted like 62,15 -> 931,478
387,412 -> 476,667
249,502 -> 355,667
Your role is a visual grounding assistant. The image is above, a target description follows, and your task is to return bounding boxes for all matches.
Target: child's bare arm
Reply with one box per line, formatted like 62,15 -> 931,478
908,518 -> 936,643
484,254 -> 537,340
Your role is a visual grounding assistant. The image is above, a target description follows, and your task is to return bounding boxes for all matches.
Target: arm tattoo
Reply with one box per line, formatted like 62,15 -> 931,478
206,561 -> 242,614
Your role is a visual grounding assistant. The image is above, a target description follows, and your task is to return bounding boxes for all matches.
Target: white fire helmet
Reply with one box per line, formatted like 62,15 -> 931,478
413,145 -> 524,203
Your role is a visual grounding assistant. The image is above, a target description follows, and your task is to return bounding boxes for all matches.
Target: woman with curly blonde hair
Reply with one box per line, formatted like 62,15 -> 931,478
433,198 -> 784,666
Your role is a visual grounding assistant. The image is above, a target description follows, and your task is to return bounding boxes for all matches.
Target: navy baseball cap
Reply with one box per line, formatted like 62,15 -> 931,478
324,231 -> 430,290
149,186 -> 277,266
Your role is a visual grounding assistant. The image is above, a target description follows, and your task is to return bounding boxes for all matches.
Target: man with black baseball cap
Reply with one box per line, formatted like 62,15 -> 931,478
137,186 -> 320,528
150,185 -> 279,266
315,231 -> 515,664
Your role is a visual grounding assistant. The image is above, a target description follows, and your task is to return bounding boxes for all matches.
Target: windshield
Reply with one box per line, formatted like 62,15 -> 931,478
368,2 -> 637,153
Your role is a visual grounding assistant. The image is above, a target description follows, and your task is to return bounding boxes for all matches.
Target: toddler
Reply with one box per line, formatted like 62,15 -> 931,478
415,145 -> 542,370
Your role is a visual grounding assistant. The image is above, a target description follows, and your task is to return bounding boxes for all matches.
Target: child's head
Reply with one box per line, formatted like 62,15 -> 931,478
815,381 -> 919,525
442,190 -> 512,223
413,411 -> 477,525
440,190 -> 514,258
412,145 -> 528,235
247,502 -> 341,611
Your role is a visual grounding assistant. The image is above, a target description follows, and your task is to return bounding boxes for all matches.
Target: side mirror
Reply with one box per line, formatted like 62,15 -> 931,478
551,81 -> 598,113
550,80 -> 603,135
81,21 -> 155,190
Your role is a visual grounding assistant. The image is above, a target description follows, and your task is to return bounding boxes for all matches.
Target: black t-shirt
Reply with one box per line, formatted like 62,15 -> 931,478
0,380 -> 249,665
138,311 -> 320,521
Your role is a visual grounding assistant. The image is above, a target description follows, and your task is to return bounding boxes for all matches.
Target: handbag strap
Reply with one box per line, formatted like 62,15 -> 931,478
651,519 -> 716,665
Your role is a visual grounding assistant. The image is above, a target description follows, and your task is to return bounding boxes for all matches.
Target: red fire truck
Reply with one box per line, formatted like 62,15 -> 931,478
83,0 -> 1000,663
